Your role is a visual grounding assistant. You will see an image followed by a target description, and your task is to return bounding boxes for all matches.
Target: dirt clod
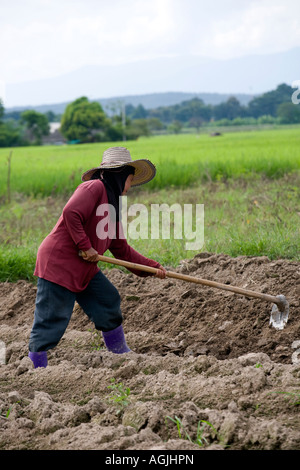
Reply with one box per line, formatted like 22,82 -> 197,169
0,253 -> 299,450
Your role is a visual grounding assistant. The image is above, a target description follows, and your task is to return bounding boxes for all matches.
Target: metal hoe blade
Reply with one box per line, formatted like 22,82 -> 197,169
269,295 -> 289,330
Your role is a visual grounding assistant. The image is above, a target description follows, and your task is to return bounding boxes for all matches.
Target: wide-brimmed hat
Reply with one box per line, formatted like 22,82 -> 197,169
81,147 -> 156,187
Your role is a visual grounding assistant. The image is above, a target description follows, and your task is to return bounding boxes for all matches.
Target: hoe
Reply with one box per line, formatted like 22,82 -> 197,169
79,251 -> 289,331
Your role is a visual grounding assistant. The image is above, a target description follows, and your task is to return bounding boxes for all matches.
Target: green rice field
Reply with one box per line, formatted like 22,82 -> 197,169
0,127 -> 299,282
0,127 -> 299,198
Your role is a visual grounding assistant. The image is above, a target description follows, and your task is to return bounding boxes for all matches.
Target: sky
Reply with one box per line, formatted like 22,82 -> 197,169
1,0 -> 300,104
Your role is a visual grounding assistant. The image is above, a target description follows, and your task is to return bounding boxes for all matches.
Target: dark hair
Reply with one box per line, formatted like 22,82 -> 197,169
90,166 -> 135,180
92,166 -> 135,222
90,169 -> 101,180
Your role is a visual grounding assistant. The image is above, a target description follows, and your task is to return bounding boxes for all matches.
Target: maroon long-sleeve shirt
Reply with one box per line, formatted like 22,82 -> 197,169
34,179 -> 161,292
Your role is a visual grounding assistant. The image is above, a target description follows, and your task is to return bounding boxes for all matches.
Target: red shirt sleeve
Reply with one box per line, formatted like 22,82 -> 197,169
109,222 -> 161,277
62,184 -> 98,251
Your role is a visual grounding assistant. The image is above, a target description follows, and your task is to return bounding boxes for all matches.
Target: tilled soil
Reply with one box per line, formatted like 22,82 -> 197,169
0,253 -> 299,450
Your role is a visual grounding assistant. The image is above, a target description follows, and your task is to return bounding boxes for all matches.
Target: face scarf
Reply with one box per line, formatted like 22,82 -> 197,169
91,166 -> 135,221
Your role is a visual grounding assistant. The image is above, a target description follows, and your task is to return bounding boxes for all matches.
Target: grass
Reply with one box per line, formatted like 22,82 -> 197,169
107,378 -> 131,415
0,127 -> 299,198
271,390 -> 300,406
0,406 -> 13,419
0,246 -> 37,282
0,127 -> 299,283
88,329 -> 105,351
0,173 -> 298,283
129,173 -> 300,259
166,415 -> 220,448
0,195 -> 63,282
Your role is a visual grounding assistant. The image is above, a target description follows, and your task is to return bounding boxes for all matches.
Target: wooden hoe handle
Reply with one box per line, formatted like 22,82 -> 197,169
79,251 -> 284,309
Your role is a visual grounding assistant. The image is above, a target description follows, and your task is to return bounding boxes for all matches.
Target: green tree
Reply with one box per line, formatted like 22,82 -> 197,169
0,99 -> 28,147
213,96 -> 246,120
0,120 -> 26,147
133,104 -> 147,119
247,83 -> 294,118
60,96 -> 110,143
277,102 -> 300,124
189,116 -> 203,133
146,117 -> 164,132
21,110 -> 50,145
173,97 -> 212,123
2,110 -> 23,121
124,103 -> 135,118
44,110 -> 61,122
126,118 -> 150,138
148,106 -> 173,124
0,98 -> 4,122
168,120 -> 182,134
108,111 -> 131,141
148,97 -> 212,125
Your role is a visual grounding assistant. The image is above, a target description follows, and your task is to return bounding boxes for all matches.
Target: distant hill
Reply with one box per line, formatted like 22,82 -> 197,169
4,47 -> 299,110
6,91 -> 256,115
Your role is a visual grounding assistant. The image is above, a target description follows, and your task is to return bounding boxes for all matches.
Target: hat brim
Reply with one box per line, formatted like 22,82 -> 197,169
81,159 -> 156,187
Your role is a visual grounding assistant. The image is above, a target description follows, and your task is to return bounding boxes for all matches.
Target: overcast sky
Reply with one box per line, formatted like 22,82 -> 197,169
1,0 -> 300,88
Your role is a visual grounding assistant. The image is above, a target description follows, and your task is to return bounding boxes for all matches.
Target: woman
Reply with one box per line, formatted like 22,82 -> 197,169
28,147 -> 166,368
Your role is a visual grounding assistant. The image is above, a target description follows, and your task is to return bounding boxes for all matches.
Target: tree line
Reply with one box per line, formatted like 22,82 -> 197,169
0,83 -> 299,147
125,83 -> 300,131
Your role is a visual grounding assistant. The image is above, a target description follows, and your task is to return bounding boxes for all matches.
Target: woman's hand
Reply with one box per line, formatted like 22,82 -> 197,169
81,247 -> 100,263
155,265 -> 167,279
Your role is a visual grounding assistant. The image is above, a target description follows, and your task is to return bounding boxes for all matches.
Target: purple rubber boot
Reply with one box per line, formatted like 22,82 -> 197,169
102,325 -> 131,354
28,351 -> 48,368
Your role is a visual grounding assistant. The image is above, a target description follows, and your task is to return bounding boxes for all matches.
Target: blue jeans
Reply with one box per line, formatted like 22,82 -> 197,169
29,271 -> 122,352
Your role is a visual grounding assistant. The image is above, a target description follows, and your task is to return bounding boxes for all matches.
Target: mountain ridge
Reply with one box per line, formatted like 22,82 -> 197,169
5,47 -> 299,111
6,91 -> 256,115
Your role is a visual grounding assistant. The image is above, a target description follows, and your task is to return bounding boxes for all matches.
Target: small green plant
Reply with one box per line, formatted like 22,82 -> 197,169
194,420 -> 218,447
166,415 -> 218,448
0,405 -> 13,419
271,390 -> 300,406
166,415 -> 186,440
6,406 -> 13,418
107,378 -> 131,414
255,363 -> 263,368
89,329 -> 104,351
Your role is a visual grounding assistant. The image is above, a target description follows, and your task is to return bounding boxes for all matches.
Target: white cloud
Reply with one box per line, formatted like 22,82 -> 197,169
206,2 -> 300,59
0,0 -> 178,83
0,0 -> 299,85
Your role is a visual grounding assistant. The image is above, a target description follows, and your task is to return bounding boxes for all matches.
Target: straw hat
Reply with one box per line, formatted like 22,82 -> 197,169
81,147 -> 156,187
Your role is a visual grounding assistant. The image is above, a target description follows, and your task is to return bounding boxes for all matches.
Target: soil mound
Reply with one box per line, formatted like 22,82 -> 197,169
0,253 -> 299,450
